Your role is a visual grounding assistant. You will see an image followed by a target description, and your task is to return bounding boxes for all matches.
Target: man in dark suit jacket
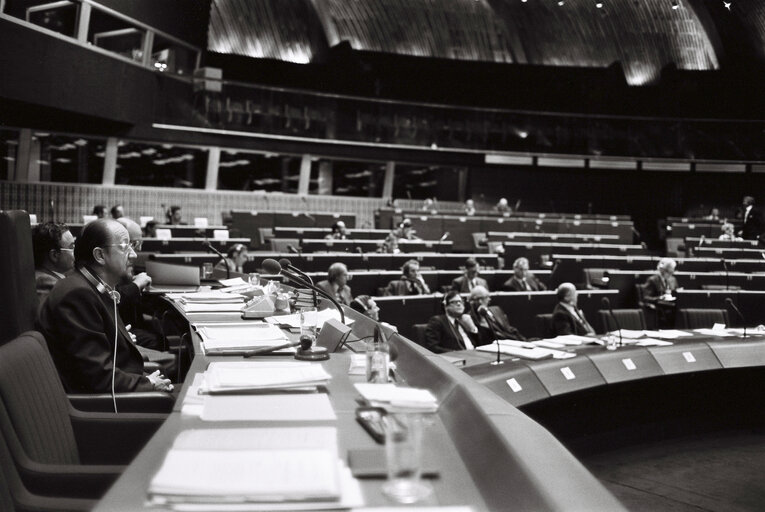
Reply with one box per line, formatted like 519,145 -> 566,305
36,219 -> 173,394
316,262 -> 353,306
504,257 -> 547,292
31,222 -> 75,301
424,291 -> 483,353
451,258 -> 489,293
468,286 -> 525,344
552,283 -> 596,336
642,257 -> 680,328
739,196 -> 762,241
385,259 -> 431,296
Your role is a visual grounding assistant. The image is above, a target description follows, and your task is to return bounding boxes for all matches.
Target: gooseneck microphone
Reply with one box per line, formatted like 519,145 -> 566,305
602,296 -> 623,347
724,297 -> 747,340
697,235 -> 706,252
262,259 -> 345,324
279,258 -> 313,286
478,305 -> 503,365
202,241 -> 229,279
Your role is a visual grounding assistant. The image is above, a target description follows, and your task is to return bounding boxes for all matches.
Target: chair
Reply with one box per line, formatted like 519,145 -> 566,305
677,309 -> 730,329
583,268 -> 610,290
270,238 -> 301,252
535,314 -> 554,339
411,324 -> 429,348
598,309 -> 647,333
0,331 -> 165,500
0,210 -> 37,344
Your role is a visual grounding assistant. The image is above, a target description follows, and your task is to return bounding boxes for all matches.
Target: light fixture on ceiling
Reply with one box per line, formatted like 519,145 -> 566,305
596,2 -> 603,7
558,0 -> 564,5
671,0 -> 680,9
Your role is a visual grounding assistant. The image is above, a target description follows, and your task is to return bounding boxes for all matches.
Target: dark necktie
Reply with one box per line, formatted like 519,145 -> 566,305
454,319 -> 466,349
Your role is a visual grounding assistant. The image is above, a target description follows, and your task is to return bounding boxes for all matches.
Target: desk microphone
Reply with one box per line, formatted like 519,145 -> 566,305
724,298 -> 747,340
243,338 -> 307,358
601,296 -> 622,348
477,305 -> 502,365
287,244 -> 301,255
202,241 -> 229,279
440,232 -> 450,242
262,259 -> 345,324
697,235 -> 706,252
279,258 -> 314,286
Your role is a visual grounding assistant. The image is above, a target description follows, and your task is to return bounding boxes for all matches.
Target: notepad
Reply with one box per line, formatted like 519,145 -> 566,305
476,343 -> 556,361
548,334 -> 593,345
354,383 -> 438,412
201,363 -> 331,394
200,394 -> 337,421
197,323 -> 290,354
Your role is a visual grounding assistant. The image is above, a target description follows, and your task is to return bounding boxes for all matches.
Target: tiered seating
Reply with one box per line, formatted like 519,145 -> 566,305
230,210 -> 357,249
281,239 -> 453,253
486,231 -> 621,244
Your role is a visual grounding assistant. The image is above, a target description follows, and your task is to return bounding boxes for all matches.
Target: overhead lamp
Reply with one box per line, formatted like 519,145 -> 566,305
671,0 -> 679,9
596,2 -> 603,7
558,1 -> 564,5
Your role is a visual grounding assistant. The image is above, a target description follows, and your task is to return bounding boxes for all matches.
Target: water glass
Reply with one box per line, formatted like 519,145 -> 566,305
248,272 -> 261,286
200,262 -> 213,279
300,307 -> 318,344
382,413 -> 432,503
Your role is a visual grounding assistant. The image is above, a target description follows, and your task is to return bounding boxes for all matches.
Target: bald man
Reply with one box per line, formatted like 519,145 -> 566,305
37,219 -> 172,393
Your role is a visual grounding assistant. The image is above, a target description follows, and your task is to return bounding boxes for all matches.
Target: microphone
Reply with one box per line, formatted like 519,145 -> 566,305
724,298 -> 747,339
477,304 -> 503,365
697,235 -> 706,251
279,258 -> 314,286
722,258 -> 729,291
440,232 -> 450,242
601,296 -> 622,348
243,338 -> 308,358
477,304 -> 495,320
263,259 -> 345,324
287,244 -> 300,255
202,241 -> 229,279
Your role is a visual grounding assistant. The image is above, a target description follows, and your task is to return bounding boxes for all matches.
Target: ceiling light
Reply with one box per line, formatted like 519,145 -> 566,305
596,2 -> 603,7
558,1 -> 564,5
671,0 -> 679,9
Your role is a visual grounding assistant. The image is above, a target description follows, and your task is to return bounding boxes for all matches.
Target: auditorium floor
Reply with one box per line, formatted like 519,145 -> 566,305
583,429 -> 765,511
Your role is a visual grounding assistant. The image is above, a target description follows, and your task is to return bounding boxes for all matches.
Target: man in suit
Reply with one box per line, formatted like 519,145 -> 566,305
385,259 -> 431,295
504,257 -> 547,292
37,219 -> 173,393
552,282 -> 596,336
451,258 -> 489,293
642,257 -> 680,328
316,262 -> 353,306
739,196 -> 762,241
468,286 -> 525,344
423,290 -> 483,353
32,222 -> 75,301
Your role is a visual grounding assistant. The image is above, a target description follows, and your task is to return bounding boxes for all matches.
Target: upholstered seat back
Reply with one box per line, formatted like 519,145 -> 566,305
411,324 -> 428,348
0,332 -> 78,464
0,211 -> 37,344
535,314 -> 554,339
677,309 -> 729,329
598,309 -> 647,332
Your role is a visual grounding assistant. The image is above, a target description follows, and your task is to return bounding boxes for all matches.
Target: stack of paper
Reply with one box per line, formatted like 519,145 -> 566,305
643,329 -> 693,339
200,361 -> 331,394
548,334 -> 594,346
168,290 -> 246,303
200,394 -> 337,422
148,428 -> 364,509
265,308 -> 353,329
477,339 -> 575,360
196,322 -> 288,354
354,383 -> 438,413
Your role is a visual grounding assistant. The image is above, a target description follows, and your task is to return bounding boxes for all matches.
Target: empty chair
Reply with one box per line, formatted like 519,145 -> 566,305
598,309 -> 647,333
583,268 -> 610,290
677,309 -> 730,329
411,324 -> 428,348
535,314 -> 554,339
0,331 -> 165,500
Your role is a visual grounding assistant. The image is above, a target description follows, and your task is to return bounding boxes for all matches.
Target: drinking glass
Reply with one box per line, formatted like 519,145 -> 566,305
382,412 -> 432,503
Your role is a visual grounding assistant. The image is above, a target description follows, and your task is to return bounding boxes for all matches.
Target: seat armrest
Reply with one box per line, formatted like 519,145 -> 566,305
68,392 -> 175,414
69,409 -> 166,465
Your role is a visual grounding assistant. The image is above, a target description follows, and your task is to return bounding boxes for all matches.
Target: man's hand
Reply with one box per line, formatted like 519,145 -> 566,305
125,324 -> 138,344
146,370 -> 173,392
458,314 -> 478,333
133,272 -> 152,291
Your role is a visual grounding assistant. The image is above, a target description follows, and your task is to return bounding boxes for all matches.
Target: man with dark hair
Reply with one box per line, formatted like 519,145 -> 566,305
37,219 -> 172,393
504,257 -> 547,292
385,259 -> 430,295
166,205 -> 185,225
316,262 -> 353,305
423,290 -> 482,353
739,196 -> 762,241
110,204 -> 125,219
92,205 -> 106,218
32,222 -> 75,300
451,258 -> 489,292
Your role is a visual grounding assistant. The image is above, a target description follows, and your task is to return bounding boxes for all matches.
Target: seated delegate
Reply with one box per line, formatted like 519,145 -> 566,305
504,257 -> 546,291
32,221 -> 75,301
451,258 -> 489,293
316,262 -> 353,306
467,286 -> 525,343
385,259 -> 431,295
552,282 -> 596,336
36,219 -> 172,393
423,291 -> 483,353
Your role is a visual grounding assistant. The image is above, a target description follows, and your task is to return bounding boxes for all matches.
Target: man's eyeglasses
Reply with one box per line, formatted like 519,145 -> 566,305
102,240 -> 142,252
447,299 -> 465,306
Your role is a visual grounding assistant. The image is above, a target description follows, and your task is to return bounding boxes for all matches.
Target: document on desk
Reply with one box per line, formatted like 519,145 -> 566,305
548,334 -> 594,345
197,323 -> 290,354
168,290 -> 246,303
201,362 -> 331,394
643,329 -> 694,339
635,338 -> 674,347
476,342 -> 558,360
180,302 -> 245,313
354,383 -> 438,412
201,394 -> 336,421
265,308 -> 353,329
148,427 -> 341,504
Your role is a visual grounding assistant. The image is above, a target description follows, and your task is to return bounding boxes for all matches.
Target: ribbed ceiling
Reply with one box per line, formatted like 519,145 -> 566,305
206,0 -> 745,85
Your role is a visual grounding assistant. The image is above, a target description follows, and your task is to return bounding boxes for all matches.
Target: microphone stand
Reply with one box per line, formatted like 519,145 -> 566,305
725,298 -> 747,340
203,241 -> 229,279
282,269 -> 345,325
279,259 -> 316,307
722,259 -> 729,291
480,307 -> 503,366
602,297 -> 622,349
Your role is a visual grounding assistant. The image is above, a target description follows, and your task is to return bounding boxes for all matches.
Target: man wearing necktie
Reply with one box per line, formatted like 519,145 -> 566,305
504,257 -> 547,292
739,196 -> 762,241
468,286 -> 526,344
316,262 -> 353,306
552,282 -> 596,336
423,291 -> 483,353
451,258 -> 489,293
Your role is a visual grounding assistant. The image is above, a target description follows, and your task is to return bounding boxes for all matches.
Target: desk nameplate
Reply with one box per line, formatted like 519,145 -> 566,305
648,343 -> 722,374
587,348 -> 663,384
527,357 -> 605,396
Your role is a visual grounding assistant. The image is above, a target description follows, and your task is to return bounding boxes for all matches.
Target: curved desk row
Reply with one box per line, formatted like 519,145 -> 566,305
94,299 -> 623,511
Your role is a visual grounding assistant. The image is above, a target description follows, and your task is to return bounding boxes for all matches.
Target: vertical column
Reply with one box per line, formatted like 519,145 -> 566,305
14,129 -> 32,182
205,147 -> 220,191
382,161 -> 395,199
317,161 -> 332,195
297,154 -> 312,195
102,137 -> 118,186
76,1 -> 91,44
457,167 -> 468,202
76,144 -> 88,183
28,136 -> 41,182
141,30 -> 155,68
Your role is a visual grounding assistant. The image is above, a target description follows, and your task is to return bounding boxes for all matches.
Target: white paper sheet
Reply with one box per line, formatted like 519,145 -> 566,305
200,394 -> 336,421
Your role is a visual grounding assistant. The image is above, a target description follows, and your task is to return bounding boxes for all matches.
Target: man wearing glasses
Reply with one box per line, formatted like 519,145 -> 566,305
37,219 -> 172,393
32,222 -> 76,301
423,290 -> 483,353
